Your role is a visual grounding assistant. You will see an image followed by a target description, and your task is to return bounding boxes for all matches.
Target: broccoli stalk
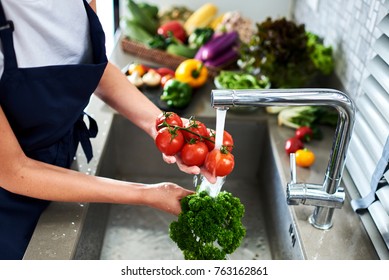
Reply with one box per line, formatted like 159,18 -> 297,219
169,191 -> 246,260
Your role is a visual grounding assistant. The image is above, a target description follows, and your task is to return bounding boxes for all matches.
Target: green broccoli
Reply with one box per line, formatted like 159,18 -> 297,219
169,191 -> 246,260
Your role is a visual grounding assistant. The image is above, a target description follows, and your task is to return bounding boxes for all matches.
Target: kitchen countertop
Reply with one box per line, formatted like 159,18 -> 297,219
23,36 -> 382,260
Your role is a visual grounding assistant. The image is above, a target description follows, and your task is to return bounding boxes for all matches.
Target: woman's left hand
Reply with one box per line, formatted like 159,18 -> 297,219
143,182 -> 195,216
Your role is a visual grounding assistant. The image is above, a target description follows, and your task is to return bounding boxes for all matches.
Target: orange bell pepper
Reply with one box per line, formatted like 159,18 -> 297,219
174,59 -> 208,88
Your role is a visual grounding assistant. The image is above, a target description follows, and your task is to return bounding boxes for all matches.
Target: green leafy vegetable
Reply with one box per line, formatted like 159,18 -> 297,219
277,106 -> 338,139
169,191 -> 246,260
306,32 -> 334,76
215,70 -> 270,89
238,17 -> 334,88
148,32 -> 180,50
188,27 -> 214,49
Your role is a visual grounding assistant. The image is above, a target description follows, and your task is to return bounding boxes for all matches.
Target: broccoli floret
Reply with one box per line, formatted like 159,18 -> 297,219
169,191 -> 246,260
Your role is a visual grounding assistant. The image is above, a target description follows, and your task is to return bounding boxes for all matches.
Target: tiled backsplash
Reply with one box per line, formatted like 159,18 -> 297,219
293,0 -> 388,100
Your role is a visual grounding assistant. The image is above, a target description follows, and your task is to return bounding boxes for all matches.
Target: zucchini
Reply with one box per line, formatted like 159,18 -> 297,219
122,20 -> 153,44
166,44 -> 198,58
126,0 -> 158,35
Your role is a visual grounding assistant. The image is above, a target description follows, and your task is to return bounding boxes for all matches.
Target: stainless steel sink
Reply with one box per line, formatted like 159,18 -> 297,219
74,114 -> 304,260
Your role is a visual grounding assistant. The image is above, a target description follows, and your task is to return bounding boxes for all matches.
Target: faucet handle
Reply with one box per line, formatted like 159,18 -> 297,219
290,153 -> 297,183
287,152 -> 300,206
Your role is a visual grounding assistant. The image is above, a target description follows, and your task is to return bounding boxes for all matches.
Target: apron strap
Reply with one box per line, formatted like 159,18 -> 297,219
0,0 -> 18,70
75,112 -> 98,163
0,0 -> 8,26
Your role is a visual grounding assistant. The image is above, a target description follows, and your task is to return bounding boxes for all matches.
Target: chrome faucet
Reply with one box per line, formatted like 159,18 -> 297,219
211,88 -> 355,230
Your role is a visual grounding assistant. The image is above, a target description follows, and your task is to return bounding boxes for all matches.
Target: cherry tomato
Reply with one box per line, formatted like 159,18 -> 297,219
180,141 -> 209,167
155,112 -> 183,131
182,119 -> 208,141
204,147 -> 235,177
295,148 -> 315,167
155,127 -> 184,156
205,129 -> 234,152
285,137 -> 304,155
295,126 -> 313,142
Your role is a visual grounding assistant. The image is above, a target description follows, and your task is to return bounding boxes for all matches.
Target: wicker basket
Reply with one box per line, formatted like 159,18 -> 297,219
121,37 -> 220,77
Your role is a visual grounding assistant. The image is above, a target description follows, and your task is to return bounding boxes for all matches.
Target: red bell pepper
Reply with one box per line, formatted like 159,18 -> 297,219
157,20 -> 187,43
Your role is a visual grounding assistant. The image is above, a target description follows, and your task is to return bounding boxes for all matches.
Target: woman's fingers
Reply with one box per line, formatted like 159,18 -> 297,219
162,154 -> 217,183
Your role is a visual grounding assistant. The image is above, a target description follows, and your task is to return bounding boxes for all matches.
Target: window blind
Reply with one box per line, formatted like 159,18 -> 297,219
346,7 -> 389,253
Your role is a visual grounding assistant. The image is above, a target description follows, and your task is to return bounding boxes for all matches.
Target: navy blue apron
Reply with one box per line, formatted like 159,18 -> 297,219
0,0 -> 108,259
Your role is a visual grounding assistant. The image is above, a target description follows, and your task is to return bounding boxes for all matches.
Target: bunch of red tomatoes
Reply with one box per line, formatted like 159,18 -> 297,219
155,112 -> 235,177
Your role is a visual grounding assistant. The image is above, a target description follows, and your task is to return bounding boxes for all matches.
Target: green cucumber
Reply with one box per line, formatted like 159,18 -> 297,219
166,44 -> 198,58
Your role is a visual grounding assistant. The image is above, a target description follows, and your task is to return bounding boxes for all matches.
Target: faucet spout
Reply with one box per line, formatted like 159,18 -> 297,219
211,88 -> 355,229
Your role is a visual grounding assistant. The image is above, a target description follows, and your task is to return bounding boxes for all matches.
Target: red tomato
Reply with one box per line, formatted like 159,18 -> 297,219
205,129 -> 234,152
182,119 -> 208,141
155,67 -> 175,77
204,148 -> 235,177
155,112 -> 183,131
157,20 -> 187,43
285,137 -> 304,155
180,141 -> 209,167
295,126 -> 313,142
155,127 -> 184,156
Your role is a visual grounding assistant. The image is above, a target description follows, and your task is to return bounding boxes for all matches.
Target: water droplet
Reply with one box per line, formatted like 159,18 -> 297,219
45,249 -> 57,258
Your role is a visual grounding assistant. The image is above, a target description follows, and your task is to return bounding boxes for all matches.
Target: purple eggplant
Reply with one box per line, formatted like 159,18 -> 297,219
204,48 -> 239,68
195,31 -> 239,61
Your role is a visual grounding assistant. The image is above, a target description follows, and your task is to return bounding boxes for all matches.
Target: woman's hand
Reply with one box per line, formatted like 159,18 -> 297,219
142,182 -> 195,216
162,153 -> 217,183
159,117 -> 218,184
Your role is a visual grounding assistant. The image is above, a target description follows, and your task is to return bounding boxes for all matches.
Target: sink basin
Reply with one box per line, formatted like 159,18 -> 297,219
74,114 -> 304,260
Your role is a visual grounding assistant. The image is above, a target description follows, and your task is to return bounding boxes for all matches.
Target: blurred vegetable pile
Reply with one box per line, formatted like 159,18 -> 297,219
121,1 -> 334,88
124,59 -> 209,109
121,1 -> 336,114
121,1 -> 252,69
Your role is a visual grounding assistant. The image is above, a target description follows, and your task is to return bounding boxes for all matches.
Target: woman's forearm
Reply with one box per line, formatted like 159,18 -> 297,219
94,62 -> 162,139
4,155 -> 143,204
0,105 -> 191,216
2,154 -> 191,215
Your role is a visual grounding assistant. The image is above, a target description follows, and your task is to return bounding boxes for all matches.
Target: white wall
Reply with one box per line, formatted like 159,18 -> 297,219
120,0 -> 293,23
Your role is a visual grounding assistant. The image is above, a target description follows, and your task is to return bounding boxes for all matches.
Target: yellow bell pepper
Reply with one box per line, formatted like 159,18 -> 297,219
175,59 -> 208,88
